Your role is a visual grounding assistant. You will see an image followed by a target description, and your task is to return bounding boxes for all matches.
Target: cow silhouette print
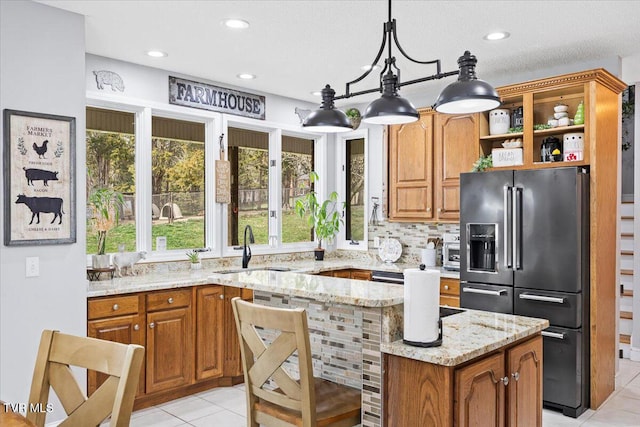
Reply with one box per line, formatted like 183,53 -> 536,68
15,194 -> 64,225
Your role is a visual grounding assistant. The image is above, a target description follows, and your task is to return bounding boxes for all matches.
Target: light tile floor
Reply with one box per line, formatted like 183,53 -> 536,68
123,359 -> 640,426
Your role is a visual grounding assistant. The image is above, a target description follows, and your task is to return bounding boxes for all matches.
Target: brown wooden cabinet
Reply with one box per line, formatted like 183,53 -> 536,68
385,335 -> 543,427
195,285 -> 225,381
87,294 -> 145,397
388,111 -> 434,221
316,269 -> 372,280
388,110 -> 477,222
88,284 -> 252,409
440,277 -> 460,308
223,286 -> 253,378
145,289 -> 193,394
434,113 -> 479,221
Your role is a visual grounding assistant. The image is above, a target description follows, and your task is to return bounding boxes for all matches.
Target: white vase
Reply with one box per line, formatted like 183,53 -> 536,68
191,262 -> 202,270
489,109 -> 510,135
92,254 -> 111,269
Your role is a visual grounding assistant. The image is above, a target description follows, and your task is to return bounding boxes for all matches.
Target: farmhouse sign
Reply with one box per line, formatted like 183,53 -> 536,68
169,76 -> 265,120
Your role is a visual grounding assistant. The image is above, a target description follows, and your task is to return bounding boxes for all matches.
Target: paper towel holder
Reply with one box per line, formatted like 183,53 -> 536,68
402,318 -> 442,347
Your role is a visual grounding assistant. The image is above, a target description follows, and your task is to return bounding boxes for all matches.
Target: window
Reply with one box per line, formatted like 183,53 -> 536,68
281,135 -> 314,244
227,127 -> 270,246
337,129 -> 368,250
151,116 -> 206,251
86,107 -> 136,254
345,138 -> 365,241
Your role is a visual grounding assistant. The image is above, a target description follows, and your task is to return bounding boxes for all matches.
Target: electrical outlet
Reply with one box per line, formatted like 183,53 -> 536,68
373,236 -> 380,248
26,257 -> 39,277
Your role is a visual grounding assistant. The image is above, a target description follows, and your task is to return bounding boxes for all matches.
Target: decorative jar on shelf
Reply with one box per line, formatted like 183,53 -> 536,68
563,132 -> 584,162
489,109 -> 510,135
573,101 -> 585,125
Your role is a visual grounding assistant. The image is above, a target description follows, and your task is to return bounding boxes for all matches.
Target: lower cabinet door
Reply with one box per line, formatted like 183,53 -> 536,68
455,352 -> 506,427
223,287 -> 243,377
146,307 -> 193,394
506,335 -> 543,427
196,286 -> 224,381
87,314 -> 146,396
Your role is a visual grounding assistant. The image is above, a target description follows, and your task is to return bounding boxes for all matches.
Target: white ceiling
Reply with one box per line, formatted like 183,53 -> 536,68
36,0 -> 640,107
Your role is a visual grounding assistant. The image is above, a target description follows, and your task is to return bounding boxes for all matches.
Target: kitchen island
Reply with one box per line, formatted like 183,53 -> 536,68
209,270 -> 548,427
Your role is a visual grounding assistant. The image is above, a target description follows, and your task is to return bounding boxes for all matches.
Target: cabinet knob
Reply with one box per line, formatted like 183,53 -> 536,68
426,207 -> 431,212
167,297 -> 174,304
438,208 -> 442,212
444,285 -> 449,290
134,324 -> 140,331
112,304 -> 119,311
219,294 -> 224,300
149,322 -> 155,329
512,372 -> 520,382
501,376 -> 509,386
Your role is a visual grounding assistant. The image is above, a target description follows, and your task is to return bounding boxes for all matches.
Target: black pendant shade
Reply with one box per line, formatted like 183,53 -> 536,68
434,51 -> 501,114
302,0 -> 499,132
362,72 -> 419,125
302,85 -> 353,133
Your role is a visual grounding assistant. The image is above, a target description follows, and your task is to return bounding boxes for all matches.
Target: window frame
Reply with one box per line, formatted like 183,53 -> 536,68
85,93 -> 350,263
85,94 -> 222,263
336,128 -> 369,251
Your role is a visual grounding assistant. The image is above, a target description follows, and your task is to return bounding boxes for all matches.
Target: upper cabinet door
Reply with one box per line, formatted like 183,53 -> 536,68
388,112 -> 434,221
434,113 -> 479,222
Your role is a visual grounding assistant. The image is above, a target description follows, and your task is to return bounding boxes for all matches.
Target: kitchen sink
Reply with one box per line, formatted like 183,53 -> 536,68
214,267 -> 292,274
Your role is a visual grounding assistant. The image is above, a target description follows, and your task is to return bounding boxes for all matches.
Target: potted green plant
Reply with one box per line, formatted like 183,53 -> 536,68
345,108 -> 361,130
88,187 -> 124,268
294,171 -> 344,261
186,250 -> 201,270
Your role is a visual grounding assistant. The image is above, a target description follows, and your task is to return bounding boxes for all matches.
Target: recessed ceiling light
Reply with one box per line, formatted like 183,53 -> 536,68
484,31 -> 510,41
361,64 -> 382,72
223,18 -> 250,29
237,73 -> 256,80
146,50 -> 168,58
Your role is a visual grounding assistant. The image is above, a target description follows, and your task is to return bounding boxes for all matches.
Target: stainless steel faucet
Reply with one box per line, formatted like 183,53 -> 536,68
242,225 -> 255,268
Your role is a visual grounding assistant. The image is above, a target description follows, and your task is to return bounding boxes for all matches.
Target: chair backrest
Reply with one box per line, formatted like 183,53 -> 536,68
26,330 -> 144,427
231,297 -> 316,425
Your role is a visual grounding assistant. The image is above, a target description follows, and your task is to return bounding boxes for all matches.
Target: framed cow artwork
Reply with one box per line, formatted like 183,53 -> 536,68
3,109 -> 76,246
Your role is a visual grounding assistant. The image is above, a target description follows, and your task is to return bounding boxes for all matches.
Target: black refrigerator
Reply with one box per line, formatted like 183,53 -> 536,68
459,166 -> 589,418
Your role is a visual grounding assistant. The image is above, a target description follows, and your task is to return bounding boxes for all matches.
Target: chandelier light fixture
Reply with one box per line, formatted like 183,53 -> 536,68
303,0 -> 501,133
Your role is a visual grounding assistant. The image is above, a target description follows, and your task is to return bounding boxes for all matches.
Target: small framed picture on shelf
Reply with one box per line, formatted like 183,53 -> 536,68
3,109 -> 76,246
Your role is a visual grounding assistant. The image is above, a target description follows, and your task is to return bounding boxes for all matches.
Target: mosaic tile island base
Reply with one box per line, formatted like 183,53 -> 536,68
208,270 -> 548,427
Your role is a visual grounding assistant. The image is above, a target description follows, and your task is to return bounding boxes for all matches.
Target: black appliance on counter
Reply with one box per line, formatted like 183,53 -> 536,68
459,167 -> 589,418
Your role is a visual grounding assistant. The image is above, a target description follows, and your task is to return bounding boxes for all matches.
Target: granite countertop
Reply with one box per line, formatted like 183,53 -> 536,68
381,309 -> 549,366
87,257 -> 458,299
207,270 -> 405,307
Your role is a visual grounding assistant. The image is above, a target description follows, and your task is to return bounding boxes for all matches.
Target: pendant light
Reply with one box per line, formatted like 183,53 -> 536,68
302,85 -> 353,133
302,0 -> 499,132
433,51 -> 501,114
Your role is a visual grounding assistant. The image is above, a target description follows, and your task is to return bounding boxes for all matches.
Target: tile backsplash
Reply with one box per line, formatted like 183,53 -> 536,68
368,222 -> 460,265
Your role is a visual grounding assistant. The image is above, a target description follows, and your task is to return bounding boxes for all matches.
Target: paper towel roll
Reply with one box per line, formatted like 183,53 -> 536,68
421,248 -> 436,267
403,268 -> 440,345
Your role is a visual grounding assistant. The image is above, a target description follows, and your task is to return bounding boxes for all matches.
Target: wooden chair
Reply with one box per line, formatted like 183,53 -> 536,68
25,330 -> 144,427
231,297 -> 361,427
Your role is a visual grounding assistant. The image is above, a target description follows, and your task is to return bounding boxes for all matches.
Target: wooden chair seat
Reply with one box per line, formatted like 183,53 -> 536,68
231,297 -> 362,427
25,330 -> 144,427
255,377 -> 362,427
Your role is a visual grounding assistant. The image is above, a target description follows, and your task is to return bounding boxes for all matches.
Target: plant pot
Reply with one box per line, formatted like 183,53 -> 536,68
190,262 -> 202,270
314,248 -> 325,261
92,254 -> 111,269
349,116 -> 361,130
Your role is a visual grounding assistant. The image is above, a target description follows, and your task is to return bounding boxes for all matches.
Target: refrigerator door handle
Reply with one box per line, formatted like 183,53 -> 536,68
541,331 -> 566,340
462,287 -> 507,296
512,186 -> 522,270
504,186 -> 513,269
519,293 -> 566,304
